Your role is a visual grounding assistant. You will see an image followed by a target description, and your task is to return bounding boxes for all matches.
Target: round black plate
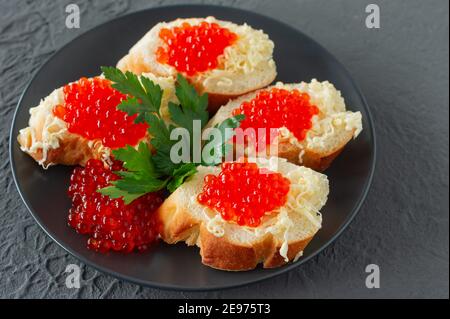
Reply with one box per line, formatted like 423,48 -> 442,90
10,5 -> 376,290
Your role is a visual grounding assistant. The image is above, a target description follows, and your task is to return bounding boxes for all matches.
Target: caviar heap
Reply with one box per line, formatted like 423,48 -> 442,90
53,77 -> 148,149
197,162 -> 291,227
232,88 -> 319,150
156,21 -> 238,76
68,159 -> 163,253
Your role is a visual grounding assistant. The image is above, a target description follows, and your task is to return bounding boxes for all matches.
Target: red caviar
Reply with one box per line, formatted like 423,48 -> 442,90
67,159 -> 163,253
232,88 -> 319,150
53,77 -> 148,149
156,21 -> 238,76
197,162 -> 290,227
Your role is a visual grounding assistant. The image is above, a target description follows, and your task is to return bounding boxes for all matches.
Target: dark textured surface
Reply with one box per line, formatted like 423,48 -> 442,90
0,0 -> 448,298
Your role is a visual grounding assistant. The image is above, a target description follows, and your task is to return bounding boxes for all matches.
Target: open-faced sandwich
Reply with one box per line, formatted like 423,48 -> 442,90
117,16 -> 277,112
207,80 -> 363,171
157,157 -> 328,271
16,14 -> 363,272
16,67 -> 333,270
17,73 -> 177,168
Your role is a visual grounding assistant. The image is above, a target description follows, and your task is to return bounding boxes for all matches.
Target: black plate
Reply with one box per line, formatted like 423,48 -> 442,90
10,4 -> 376,290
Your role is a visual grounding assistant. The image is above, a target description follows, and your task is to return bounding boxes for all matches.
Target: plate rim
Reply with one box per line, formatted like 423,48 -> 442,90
9,4 -> 377,291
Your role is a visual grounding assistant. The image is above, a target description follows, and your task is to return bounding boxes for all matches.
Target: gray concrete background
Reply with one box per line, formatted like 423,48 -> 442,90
0,0 -> 448,298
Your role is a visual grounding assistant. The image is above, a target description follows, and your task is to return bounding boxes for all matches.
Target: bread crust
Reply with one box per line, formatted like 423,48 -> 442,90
18,131 -> 105,167
157,190 -> 313,271
276,137 -> 349,172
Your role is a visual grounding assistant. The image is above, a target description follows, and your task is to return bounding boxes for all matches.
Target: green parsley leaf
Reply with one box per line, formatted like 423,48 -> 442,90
168,74 -> 209,135
167,163 -> 198,193
140,76 -> 163,114
202,114 -> 245,166
144,113 -> 172,150
98,186 -> 143,205
112,142 -> 157,177
144,112 -> 180,175
117,97 -> 149,123
97,142 -> 167,204
97,68 -> 245,205
112,176 -> 166,195
101,66 -> 163,115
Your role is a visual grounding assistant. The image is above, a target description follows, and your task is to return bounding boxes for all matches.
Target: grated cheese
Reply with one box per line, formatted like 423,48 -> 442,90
271,80 -> 363,150
199,157 -> 328,263
18,88 -> 67,168
18,75 -> 177,168
153,17 -> 275,88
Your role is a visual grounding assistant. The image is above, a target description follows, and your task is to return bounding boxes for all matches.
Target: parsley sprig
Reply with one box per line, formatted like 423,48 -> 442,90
98,67 -> 243,204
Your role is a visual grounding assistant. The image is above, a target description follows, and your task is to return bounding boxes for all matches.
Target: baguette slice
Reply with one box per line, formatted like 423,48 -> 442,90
157,157 -> 328,271
117,16 -> 277,113
17,74 -> 177,168
207,79 -> 363,171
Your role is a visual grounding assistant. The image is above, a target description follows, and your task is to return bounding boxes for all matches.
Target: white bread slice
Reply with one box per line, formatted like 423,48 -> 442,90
156,157 -> 328,271
17,74 -> 177,168
206,79 -> 363,171
117,16 -> 277,113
